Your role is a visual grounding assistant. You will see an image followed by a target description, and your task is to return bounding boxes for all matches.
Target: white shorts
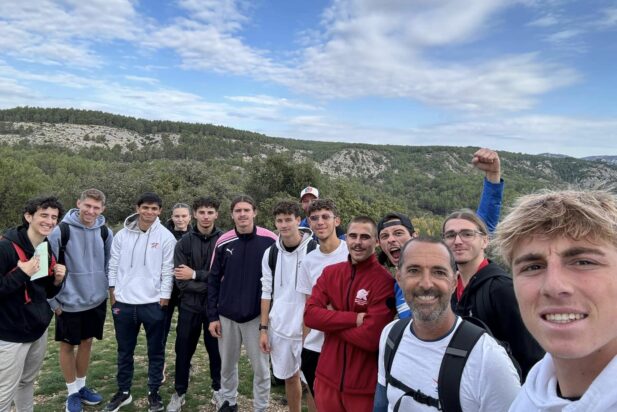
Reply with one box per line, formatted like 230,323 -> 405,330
269,333 -> 302,380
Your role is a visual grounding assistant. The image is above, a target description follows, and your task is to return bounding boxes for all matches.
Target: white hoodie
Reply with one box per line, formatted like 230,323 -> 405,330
108,213 -> 175,304
261,228 -> 314,339
510,353 -> 617,412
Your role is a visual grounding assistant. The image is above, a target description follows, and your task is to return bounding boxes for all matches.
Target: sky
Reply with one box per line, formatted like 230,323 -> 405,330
1,0 -> 616,158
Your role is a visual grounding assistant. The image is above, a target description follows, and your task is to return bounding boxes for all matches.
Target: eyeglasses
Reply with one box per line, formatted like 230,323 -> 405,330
442,229 -> 484,242
309,214 -> 334,222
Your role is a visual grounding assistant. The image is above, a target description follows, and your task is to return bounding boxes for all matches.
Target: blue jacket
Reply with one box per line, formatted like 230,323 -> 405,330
48,209 -> 113,312
396,177 -> 504,319
207,226 -> 276,323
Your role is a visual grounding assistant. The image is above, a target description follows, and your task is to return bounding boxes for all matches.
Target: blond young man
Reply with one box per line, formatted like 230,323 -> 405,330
495,190 -> 617,411
48,189 -> 112,412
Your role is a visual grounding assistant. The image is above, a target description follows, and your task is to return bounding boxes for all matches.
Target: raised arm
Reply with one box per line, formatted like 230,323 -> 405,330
473,148 -> 504,234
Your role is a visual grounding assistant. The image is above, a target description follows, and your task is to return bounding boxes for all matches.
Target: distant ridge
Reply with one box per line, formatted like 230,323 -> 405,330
582,155 -> 617,165
1,106 -> 617,229
538,153 -> 573,159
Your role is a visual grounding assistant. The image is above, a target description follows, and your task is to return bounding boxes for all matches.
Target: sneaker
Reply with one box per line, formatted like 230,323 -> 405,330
211,390 -> 223,408
65,393 -> 82,412
148,391 -> 164,412
166,392 -> 185,412
78,386 -> 103,405
105,391 -> 132,412
217,400 -> 238,412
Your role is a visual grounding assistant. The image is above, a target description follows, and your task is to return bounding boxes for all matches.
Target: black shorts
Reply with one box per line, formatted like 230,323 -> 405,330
301,348 -> 321,397
55,300 -> 107,345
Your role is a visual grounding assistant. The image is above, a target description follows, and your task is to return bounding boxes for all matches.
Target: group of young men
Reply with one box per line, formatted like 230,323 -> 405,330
2,147 -> 617,412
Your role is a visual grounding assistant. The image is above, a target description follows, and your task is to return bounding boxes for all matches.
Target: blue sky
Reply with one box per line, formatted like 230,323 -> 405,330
1,0 -> 616,157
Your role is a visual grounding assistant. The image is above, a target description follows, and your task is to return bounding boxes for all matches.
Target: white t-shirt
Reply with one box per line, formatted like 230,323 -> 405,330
377,317 -> 521,412
296,240 -> 348,352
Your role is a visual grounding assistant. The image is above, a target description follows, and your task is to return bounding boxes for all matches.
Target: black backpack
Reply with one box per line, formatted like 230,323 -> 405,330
267,238 -> 317,300
383,317 -> 519,412
57,222 -> 110,265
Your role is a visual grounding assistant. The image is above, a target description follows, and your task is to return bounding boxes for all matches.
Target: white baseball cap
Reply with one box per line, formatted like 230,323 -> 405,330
300,186 -> 319,200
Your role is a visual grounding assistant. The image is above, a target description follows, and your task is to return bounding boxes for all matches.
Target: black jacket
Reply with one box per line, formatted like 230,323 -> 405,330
0,226 -> 61,342
452,261 -> 544,379
207,226 -> 276,323
173,225 -> 222,314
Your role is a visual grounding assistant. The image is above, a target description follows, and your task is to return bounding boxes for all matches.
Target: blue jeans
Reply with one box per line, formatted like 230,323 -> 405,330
112,301 -> 166,392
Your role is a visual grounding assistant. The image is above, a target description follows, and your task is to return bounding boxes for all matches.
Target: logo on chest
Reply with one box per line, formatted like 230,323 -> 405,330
355,289 -> 369,306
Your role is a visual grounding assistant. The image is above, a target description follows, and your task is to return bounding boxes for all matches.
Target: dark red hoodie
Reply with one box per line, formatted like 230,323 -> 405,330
304,254 -> 395,395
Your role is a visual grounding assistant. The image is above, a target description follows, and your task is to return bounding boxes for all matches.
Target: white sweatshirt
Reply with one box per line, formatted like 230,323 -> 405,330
261,228 -> 314,339
108,213 -> 175,304
510,353 -> 617,412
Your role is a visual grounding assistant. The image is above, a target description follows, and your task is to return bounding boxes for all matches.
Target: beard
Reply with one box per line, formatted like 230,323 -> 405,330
407,288 -> 451,323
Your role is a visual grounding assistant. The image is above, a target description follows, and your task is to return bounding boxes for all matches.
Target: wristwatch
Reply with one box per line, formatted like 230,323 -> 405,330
259,324 -> 268,331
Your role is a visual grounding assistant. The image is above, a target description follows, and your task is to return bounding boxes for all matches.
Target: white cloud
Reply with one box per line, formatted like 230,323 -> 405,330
277,0 -> 577,112
145,19 -> 289,79
141,0 -> 579,113
528,15 -> 560,27
124,75 -> 160,85
546,28 -> 583,43
0,0 -> 142,67
0,63 -> 301,131
177,0 -> 250,32
225,95 -> 320,111
0,77 -> 38,102
408,115 -> 617,156
599,6 -> 617,28
0,0 -> 582,114
277,114 -> 617,158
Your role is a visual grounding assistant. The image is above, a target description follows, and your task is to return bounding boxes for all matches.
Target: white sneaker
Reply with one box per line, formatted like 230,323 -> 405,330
211,390 -> 223,409
166,393 -> 185,412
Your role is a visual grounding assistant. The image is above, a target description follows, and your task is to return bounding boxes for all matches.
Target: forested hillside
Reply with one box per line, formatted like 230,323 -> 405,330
1,107 -> 616,233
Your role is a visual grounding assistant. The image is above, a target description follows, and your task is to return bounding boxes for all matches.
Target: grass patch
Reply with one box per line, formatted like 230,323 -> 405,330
34,307 -> 292,411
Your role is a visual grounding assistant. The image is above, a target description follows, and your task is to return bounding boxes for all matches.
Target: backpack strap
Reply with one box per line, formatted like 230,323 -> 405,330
100,225 -> 109,242
268,239 -> 317,309
57,222 -> 70,265
437,320 -> 485,412
384,318 -> 411,383
59,223 -> 109,266
383,319 -> 485,412
11,242 -> 28,263
267,245 -> 278,302
385,318 -> 442,411
306,239 -> 318,254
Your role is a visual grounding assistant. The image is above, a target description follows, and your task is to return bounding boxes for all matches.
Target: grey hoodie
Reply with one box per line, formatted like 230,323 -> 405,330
48,208 -> 113,312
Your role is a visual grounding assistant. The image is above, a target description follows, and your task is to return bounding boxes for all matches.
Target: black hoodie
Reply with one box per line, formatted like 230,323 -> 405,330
173,225 -> 223,314
0,226 -> 61,342
452,261 -> 544,379
165,219 -> 189,241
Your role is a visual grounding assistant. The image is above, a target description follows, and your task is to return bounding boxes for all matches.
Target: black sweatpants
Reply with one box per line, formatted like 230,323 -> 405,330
173,307 -> 221,395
